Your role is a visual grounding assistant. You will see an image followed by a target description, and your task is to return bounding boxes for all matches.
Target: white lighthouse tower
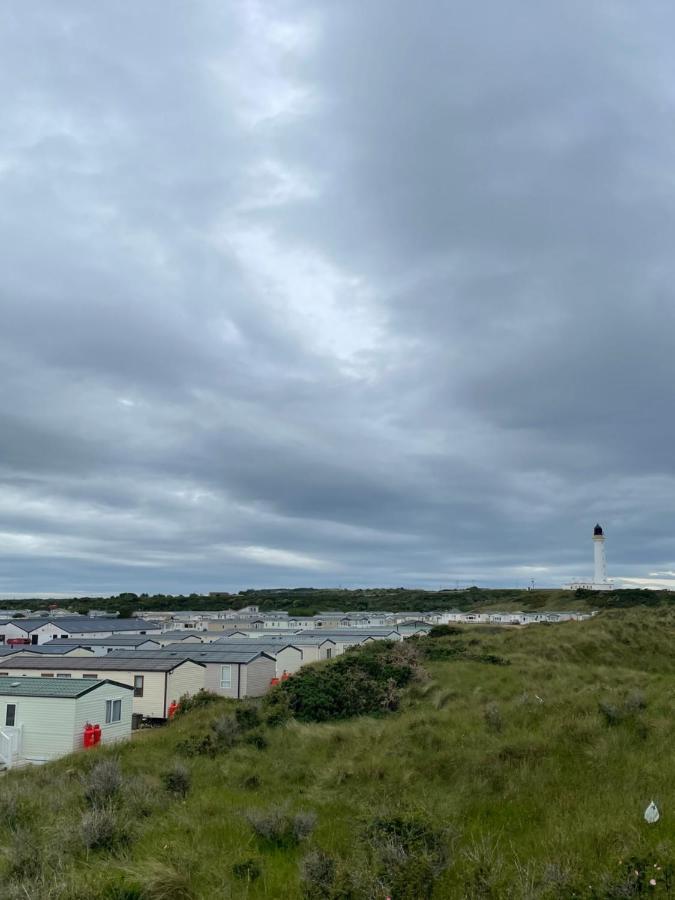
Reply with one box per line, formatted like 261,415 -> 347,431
593,524 -> 607,585
567,523 -> 613,591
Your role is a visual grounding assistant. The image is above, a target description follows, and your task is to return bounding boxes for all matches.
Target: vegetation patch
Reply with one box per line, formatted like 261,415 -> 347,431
265,640 -> 420,722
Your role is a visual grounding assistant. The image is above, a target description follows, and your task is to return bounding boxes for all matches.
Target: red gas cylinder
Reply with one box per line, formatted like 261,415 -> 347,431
83,723 -> 96,749
168,700 -> 179,720
270,676 -> 280,687
93,724 -> 102,745
281,670 -> 289,681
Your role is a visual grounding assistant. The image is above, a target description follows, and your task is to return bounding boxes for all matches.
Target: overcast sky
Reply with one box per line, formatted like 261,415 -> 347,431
3,1 -> 675,596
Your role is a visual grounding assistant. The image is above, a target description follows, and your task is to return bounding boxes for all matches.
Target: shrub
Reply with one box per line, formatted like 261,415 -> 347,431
265,642 -> 418,723
0,787 -> 35,831
175,734 -> 216,757
624,690 -> 647,713
235,704 -> 261,730
292,811 -> 318,842
173,690 -> 221,718
211,714 -> 240,748
162,762 -> 191,799
241,773 -> 261,790
246,806 -> 317,848
598,701 -> 622,726
84,759 -> 124,806
1,827 -> 44,878
365,815 -> 451,900
126,860 -> 196,900
245,731 -> 268,750
123,774 -> 164,819
232,858 -> 262,881
81,806 -> 132,851
484,702 -> 503,733
300,850 -> 337,898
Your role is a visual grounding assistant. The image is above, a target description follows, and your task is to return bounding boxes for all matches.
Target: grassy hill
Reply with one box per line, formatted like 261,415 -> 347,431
3,609 -> 675,898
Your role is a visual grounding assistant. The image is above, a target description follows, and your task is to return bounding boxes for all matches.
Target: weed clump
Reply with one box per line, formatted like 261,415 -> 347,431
232,858 -> 262,881
265,641 -> 419,722
162,762 -> 191,799
246,805 -> 317,848
484,702 -> 503,733
366,815 -> 451,900
235,704 -> 261,730
80,806 -> 132,851
84,759 -> 123,806
173,690 -> 222,717
244,731 -> 268,750
241,773 -> 262,790
211,714 -> 240,748
300,850 -> 337,898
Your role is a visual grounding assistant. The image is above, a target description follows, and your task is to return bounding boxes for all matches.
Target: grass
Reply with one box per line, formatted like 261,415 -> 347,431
2,609 -> 675,896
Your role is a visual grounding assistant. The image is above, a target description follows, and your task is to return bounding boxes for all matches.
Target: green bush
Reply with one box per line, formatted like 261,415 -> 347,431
162,762 -> 191,799
84,759 -> 123,807
80,806 -> 132,852
246,806 -> 317,848
235,704 -> 261,730
173,690 -> 222,718
265,641 -> 418,722
232,858 -> 262,881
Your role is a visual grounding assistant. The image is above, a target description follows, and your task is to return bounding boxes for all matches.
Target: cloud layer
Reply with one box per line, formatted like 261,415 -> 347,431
2,1 -> 675,594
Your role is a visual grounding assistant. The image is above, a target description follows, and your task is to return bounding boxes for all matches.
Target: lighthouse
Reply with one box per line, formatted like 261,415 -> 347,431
593,524 -> 607,585
567,524 -> 613,591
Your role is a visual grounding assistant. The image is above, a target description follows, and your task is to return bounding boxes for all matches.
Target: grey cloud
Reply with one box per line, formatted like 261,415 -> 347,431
1,1 -> 675,594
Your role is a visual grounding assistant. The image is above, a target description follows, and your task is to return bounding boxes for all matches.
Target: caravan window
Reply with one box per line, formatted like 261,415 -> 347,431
105,699 -> 122,723
5,705 -> 15,727
220,665 -> 232,689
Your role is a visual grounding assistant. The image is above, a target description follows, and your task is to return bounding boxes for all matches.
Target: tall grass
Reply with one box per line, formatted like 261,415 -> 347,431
0,609 -> 674,896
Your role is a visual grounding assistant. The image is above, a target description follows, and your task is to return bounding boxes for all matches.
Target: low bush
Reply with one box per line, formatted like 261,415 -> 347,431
241,773 -> 261,790
365,815 -> 451,900
173,690 -> 222,718
0,787 -> 36,831
300,850 -> 337,898
81,806 -> 132,852
175,734 -> 217,758
244,731 -> 268,750
84,759 -> 124,807
123,774 -> 164,819
265,641 -> 419,722
484,702 -> 503,734
246,805 -> 317,848
211,714 -> 240,748
232,858 -> 262,881
235,704 -> 261,730
162,762 -> 191,799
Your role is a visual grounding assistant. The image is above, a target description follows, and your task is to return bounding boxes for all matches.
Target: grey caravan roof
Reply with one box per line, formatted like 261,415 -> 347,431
0,617 -> 161,634
45,636 -> 162,647
162,640 -> 300,652
8,644 -> 93,655
0,676 -> 133,699
52,618 -> 162,633
103,648 -> 275,664
217,634 -> 335,647
158,633 -> 205,642
0,654 -> 202,672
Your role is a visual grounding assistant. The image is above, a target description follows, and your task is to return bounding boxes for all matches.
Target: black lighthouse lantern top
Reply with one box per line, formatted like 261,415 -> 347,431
593,524 -> 603,536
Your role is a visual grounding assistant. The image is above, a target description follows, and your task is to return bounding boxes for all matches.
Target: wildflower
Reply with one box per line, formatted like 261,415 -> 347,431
650,879 -> 657,886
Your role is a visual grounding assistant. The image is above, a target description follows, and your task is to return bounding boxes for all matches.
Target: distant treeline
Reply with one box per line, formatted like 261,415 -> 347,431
1,586 -> 670,617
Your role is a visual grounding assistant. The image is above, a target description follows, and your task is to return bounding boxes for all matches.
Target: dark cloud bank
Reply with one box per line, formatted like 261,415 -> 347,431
1,1 -> 674,595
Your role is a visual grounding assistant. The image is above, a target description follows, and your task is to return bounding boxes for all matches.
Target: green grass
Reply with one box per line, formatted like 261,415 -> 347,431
3,609 -> 675,897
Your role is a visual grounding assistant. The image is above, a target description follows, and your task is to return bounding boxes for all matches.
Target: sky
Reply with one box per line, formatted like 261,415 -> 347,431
2,1 -> 675,596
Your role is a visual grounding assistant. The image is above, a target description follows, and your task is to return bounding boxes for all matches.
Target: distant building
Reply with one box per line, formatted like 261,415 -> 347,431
567,524 -> 614,591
